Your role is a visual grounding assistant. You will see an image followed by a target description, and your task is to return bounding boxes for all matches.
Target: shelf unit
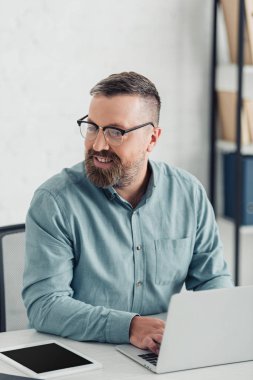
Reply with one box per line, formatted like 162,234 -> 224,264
216,140 -> 253,154
218,217 -> 253,234
209,0 -> 253,285
216,64 -> 253,97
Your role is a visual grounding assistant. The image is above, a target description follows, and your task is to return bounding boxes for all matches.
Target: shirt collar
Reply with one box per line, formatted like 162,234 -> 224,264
103,186 -> 117,201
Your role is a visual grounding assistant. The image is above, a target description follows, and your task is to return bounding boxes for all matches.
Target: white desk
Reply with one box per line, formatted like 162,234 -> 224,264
0,329 -> 252,380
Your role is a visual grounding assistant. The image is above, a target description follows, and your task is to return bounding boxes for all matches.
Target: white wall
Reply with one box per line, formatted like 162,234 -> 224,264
0,0 -> 213,225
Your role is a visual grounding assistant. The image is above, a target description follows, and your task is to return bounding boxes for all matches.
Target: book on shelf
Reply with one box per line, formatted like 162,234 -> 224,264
244,98 -> 253,141
220,0 -> 253,64
217,91 -> 253,145
245,0 -> 253,60
223,153 -> 253,225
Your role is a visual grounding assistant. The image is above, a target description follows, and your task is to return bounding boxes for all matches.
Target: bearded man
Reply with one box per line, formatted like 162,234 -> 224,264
23,72 -> 233,355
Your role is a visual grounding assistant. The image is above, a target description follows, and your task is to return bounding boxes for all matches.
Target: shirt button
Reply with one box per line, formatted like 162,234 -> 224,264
136,281 -> 143,287
136,245 -> 142,251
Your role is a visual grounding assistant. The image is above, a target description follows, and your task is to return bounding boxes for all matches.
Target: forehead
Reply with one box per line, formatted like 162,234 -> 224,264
88,95 -> 149,126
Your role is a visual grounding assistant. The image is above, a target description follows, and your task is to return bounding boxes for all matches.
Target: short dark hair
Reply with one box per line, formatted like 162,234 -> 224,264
90,72 -> 161,124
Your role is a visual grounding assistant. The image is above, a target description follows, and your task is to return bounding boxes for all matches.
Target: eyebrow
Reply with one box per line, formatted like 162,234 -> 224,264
87,117 -> 128,129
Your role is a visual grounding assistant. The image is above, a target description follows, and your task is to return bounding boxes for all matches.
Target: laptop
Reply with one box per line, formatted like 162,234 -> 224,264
116,286 -> 253,373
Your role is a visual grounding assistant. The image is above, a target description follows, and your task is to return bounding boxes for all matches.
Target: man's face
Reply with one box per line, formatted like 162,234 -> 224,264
84,94 -> 160,188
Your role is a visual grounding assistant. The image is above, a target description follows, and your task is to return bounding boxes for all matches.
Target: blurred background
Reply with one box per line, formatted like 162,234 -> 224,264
0,0 -> 213,224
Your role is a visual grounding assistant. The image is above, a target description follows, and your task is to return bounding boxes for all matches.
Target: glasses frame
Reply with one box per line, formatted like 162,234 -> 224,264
77,115 -> 155,144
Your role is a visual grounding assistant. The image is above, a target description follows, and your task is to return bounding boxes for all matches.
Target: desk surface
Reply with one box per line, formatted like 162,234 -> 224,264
0,329 -> 252,380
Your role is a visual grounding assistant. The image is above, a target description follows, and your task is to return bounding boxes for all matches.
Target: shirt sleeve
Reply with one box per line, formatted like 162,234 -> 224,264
185,183 -> 234,291
22,189 -> 137,343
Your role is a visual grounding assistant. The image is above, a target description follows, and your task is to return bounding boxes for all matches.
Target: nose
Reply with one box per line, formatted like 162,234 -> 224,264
92,128 -> 110,151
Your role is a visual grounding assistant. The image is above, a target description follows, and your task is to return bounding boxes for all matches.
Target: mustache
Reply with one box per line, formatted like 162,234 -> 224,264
86,149 -> 121,162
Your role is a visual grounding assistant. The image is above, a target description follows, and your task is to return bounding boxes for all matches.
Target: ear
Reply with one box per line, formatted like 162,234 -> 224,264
147,128 -> 162,153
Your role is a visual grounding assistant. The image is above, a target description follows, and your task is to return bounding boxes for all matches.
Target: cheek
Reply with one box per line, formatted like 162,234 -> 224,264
84,139 -> 93,152
128,136 -> 149,156
119,147 -> 144,165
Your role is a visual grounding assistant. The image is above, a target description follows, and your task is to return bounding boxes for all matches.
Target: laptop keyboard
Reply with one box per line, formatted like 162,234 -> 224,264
138,353 -> 158,366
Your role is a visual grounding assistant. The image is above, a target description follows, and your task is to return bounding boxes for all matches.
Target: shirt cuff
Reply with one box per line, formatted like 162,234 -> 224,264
105,310 -> 139,344
194,275 -> 234,291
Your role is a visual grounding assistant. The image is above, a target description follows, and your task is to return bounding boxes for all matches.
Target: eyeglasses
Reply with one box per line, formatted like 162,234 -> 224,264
77,115 -> 155,146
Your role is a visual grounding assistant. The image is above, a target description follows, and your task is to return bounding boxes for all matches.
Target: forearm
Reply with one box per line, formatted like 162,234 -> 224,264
25,290 -> 137,344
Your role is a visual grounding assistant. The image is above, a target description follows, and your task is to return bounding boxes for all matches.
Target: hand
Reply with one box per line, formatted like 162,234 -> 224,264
129,316 -> 165,354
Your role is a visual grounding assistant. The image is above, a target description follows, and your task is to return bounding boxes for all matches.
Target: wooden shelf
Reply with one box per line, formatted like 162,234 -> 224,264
216,64 -> 253,98
216,140 -> 253,155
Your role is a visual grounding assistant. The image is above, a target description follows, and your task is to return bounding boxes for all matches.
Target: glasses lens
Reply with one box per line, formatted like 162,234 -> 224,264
104,128 -> 123,146
80,123 -> 98,140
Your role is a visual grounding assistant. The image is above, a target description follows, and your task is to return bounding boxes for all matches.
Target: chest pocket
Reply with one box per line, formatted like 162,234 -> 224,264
155,237 -> 192,285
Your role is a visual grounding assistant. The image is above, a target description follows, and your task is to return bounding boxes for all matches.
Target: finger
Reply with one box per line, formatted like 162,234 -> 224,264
148,328 -> 164,337
152,333 -> 163,345
150,334 -> 163,354
143,336 -> 160,355
152,319 -> 165,329
157,319 -> 166,327
154,328 -> 165,335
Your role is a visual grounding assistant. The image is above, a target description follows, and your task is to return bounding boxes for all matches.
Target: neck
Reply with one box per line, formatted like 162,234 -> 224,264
115,162 -> 150,208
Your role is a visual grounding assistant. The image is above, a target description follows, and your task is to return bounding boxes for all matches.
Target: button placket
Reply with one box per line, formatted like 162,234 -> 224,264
131,210 -> 144,312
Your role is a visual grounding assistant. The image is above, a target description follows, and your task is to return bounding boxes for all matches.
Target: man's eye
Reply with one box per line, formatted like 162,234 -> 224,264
107,128 -> 122,138
87,124 -> 98,133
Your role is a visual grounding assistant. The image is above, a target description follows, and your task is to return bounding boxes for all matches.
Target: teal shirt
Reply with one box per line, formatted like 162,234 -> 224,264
22,160 -> 233,343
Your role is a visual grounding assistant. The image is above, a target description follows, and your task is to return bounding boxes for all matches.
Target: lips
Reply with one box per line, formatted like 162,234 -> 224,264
94,156 -> 113,163
93,155 -> 114,169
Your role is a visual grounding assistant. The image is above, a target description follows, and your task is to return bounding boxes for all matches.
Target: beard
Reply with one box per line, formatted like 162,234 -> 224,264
84,148 -> 146,189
